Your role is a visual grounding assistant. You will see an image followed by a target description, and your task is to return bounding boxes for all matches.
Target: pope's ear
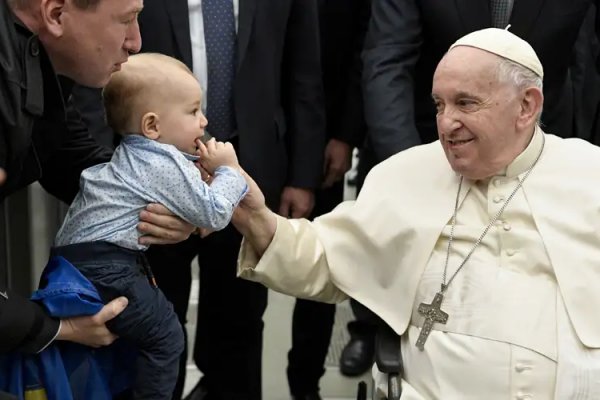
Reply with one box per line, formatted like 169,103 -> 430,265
141,113 -> 160,140
40,0 -> 67,38
517,87 -> 543,129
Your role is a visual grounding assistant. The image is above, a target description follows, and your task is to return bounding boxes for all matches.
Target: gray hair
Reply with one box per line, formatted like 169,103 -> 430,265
496,58 -> 544,122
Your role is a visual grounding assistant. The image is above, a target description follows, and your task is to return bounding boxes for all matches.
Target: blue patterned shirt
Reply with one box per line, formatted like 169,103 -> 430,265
55,135 -> 248,250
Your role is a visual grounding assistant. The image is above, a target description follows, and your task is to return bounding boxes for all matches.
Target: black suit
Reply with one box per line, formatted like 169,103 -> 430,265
286,0 -> 369,396
363,0 -> 600,162
572,4 -> 600,144
72,1 -> 325,399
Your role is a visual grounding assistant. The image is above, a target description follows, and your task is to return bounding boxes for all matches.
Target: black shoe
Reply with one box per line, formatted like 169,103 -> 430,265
182,381 -> 209,400
339,335 -> 375,377
291,393 -> 322,400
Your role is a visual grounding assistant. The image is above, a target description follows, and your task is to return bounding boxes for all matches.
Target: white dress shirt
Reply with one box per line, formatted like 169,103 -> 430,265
187,0 -> 239,113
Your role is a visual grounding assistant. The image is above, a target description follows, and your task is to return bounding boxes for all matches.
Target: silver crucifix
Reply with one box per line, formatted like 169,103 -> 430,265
416,292 -> 448,351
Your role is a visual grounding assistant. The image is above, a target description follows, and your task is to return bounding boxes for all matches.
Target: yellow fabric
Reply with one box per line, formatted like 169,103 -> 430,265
238,128 -> 600,349
24,388 -> 48,400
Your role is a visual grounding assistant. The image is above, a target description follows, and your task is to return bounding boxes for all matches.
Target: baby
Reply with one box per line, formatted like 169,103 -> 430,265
51,53 -> 247,399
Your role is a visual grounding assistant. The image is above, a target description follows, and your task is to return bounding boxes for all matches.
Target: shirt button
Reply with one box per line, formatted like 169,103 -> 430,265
29,38 -> 40,57
493,195 -> 504,203
493,178 -> 504,187
506,249 -> 517,256
503,223 -> 512,231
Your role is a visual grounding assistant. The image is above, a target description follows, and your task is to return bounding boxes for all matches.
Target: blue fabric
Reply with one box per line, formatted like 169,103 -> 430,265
203,0 -> 237,139
31,256 -> 103,317
0,256 -> 135,400
55,135 -> 248,250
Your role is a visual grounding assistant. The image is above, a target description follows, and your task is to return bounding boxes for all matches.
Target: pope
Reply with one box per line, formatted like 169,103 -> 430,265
233,28 -> 600,398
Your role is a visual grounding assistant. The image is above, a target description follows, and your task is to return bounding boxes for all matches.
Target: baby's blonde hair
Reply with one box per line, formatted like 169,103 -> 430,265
103,53 -> 194,134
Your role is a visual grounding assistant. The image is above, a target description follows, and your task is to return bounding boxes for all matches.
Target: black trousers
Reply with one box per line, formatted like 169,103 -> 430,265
147,226 -> 268,400
346,146 -> 381,338
287,299 -> 335,396
286,180 -> 344,395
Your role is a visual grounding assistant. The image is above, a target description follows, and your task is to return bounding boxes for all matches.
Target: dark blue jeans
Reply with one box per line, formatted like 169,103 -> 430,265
51,242 -> 184,400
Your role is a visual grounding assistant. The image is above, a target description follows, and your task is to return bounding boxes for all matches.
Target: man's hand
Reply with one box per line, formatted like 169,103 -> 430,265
322,138 -> 352,189
232,170 -> 277,256
278,187 -> 315,219
0,168 -> 6,186
138,204 -> 195,245
57,297 -> 128,348
233,169 -> 268,225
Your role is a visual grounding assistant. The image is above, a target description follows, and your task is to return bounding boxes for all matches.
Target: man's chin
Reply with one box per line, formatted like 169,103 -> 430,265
75,70 -> 112,89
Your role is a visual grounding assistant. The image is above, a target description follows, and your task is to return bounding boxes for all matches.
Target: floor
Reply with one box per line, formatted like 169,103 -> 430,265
182,282 -> 373,400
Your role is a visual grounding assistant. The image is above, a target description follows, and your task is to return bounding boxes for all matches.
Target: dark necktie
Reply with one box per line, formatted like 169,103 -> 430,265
490,0 -> 513,29
203,0 -> 237,139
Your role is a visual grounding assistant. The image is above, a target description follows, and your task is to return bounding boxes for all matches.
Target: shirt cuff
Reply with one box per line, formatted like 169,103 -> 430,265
19,305 -> 61,354
237,215 -> 284,276
213,165 -> 249,206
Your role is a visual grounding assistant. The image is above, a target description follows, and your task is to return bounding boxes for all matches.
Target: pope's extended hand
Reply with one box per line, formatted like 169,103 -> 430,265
233,169 -> 267,225
231,169 -> 276,256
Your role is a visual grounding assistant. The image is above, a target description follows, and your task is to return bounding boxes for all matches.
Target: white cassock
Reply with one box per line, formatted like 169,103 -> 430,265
238,128 -> 600,399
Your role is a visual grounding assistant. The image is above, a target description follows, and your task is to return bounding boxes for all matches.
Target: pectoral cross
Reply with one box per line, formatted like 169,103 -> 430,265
416,292 -> 448,351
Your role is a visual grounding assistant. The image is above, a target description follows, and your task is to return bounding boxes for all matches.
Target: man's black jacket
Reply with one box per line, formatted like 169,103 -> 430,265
0,0 -> 111,354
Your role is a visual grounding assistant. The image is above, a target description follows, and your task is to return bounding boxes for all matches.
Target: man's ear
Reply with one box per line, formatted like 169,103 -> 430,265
141,113 -> 161,140
517,87 -> 544,130
40,0 -> 67,38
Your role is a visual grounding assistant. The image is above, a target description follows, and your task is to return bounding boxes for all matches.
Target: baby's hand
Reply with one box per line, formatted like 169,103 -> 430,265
198,139 -> 240,174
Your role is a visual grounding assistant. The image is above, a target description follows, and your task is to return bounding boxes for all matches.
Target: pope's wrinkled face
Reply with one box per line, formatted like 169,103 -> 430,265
432,47 -> 530,180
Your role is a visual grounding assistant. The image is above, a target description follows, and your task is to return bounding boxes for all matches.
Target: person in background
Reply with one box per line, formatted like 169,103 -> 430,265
286,1 -> 370,397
